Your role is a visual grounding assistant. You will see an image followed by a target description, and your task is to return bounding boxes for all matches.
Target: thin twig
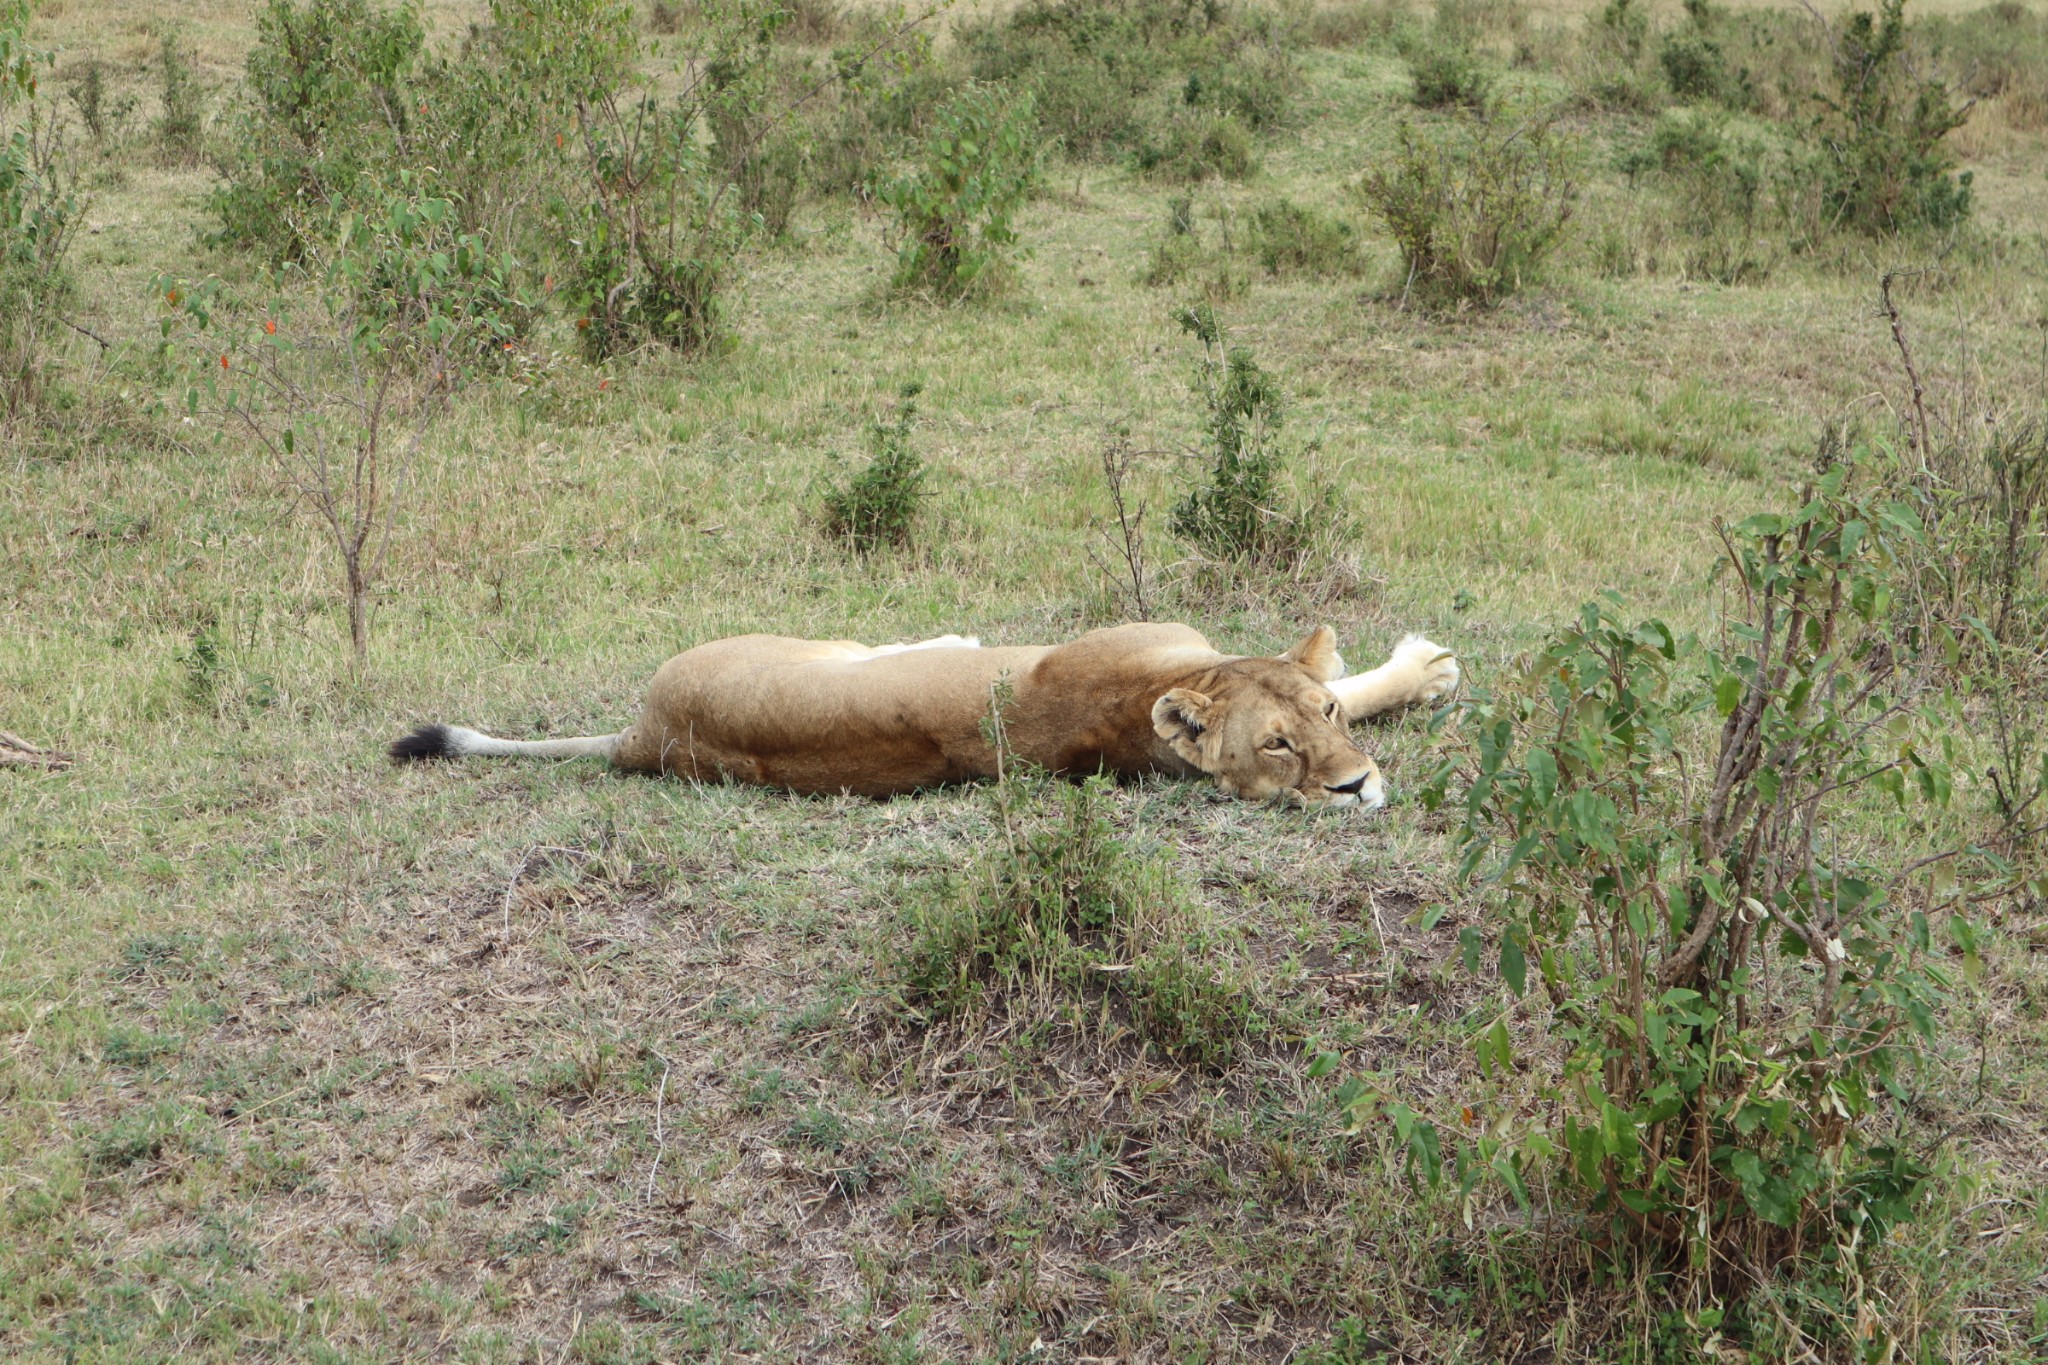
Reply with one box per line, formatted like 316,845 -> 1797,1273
644,1057 -> 672,1203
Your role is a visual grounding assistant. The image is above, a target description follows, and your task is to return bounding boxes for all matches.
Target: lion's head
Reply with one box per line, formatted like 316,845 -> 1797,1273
1149,627 -> 1385,810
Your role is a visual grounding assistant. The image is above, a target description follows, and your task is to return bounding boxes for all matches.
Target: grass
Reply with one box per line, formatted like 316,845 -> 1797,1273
4,0 -> 2048,1361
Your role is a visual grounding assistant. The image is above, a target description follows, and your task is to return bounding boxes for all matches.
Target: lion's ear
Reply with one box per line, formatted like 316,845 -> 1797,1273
1151,688 -> 1216,764
1280,626 -> 1343,682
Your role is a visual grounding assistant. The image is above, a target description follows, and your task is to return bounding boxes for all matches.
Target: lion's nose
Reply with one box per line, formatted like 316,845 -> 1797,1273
1326,774 -> 1371,796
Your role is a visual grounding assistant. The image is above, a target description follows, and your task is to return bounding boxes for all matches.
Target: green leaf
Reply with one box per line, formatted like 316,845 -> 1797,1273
1500,934 -> 1527,996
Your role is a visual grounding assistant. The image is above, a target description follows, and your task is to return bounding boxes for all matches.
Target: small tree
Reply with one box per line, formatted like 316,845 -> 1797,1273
1811,0 -> 1972,235
878,82 -> 1041,299
163,184 -> 522,659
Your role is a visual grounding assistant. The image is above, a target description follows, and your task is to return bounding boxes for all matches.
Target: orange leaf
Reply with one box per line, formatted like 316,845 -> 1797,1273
220,355 -> 230,370
264,319 -> 277,335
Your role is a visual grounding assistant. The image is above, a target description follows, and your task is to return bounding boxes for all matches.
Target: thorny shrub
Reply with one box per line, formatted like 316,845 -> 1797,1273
1812,0 -> 1972,235
1329,455 -> 2034,1338
1354,104 -> 1579,309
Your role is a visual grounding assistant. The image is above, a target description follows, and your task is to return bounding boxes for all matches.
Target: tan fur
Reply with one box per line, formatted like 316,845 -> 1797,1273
397,623 -> 1458,810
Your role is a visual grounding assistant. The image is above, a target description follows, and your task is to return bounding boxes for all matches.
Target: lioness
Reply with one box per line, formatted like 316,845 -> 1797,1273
390,624 -> 1457,810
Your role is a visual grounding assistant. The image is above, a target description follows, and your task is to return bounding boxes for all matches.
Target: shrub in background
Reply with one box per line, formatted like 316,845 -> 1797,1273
1409,40 -> 1491,109
1250,197 -> 1363,277
1169,304 -> 1310,565
1354,105 -> 1579,308
1625,109 -> 1780,283
822,381 -> 928,553
1813,0 -> 1972,234
877,83 -> 1040,299
1132,107 -> 1255,183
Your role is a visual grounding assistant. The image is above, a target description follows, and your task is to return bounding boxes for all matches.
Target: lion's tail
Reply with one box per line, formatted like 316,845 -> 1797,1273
389,723 -> 621,765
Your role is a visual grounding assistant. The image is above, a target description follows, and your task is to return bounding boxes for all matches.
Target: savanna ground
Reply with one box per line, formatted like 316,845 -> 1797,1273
5,0 -> 2048,1360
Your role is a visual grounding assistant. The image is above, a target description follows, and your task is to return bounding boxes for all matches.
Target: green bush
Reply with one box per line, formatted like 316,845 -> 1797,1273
1658,27 -> 1727,101
1338,457 -> 2002,1305
821,381 -> 928,553
962,0 -> 1282,161
1168,304 -> 1310,565
1132,108 -> 1255,182
877,83 -> 1041,299
1354,107 -> 1579,308
211,0 -> 637,260
1249,197 -> 1363,277
1813,0 -> 1972,234
1409,40 -> 1492,109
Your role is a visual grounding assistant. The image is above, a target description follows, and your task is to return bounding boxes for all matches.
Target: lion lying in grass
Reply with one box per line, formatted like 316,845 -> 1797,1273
390,623 -> 1457,810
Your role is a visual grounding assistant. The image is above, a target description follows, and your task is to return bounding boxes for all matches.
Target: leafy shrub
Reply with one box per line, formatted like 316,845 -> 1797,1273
212,0 -> 638,260
962,0 -> 1269,161
209,0 -> 433,257
1354,106 -> 1579,308
1250,197 -> 1362,277
1133,108 -> 1255,182
556,5 -> 791,357
155,30 -> 205,163
1626,109 -> 1779,283
877,83 -> 1041,299
821,381 -> 927,553
1,0 -> 80,425
1341,457 -> 2002,1304
888,768 -> 1253,1067
1658,27 -> 1727,101
1409,40 -> 1491,109
1169,304 -> 1309,565
1813,0 -> 1971,234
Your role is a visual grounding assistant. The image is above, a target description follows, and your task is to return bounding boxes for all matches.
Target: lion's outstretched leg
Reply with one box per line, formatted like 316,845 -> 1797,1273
1329,635 -> 1459,722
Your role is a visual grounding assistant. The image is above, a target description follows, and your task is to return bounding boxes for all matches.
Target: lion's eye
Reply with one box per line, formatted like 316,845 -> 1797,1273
1263,737 -> 1292,753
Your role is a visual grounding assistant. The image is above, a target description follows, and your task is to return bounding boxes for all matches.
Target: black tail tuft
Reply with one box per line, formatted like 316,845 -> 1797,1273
389,723 -> 456,762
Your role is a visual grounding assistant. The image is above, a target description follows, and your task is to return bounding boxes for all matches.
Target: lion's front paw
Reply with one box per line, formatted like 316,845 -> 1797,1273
1393,634 -> 1459,705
